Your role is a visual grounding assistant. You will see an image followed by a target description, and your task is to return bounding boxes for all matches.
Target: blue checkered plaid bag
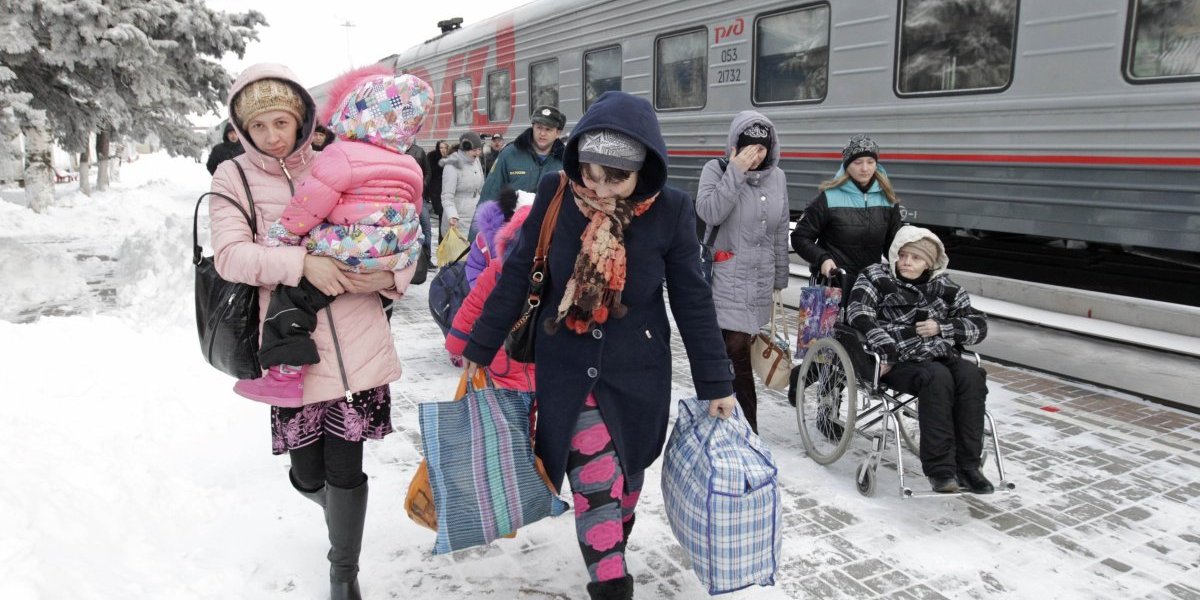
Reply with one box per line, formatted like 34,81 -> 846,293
418,376 -> 568,555
662,397 -> 781,595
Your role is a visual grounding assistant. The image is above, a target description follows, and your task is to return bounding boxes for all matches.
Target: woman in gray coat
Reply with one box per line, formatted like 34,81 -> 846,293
695,111 -> 791,432
440,131 -> 485,239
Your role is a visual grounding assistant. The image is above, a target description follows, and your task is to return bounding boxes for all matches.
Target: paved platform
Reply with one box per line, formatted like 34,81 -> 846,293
381,281 -> 1200,599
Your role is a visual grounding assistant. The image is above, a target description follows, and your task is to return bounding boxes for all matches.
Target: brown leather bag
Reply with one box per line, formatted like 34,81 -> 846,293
751,291 -> 791,391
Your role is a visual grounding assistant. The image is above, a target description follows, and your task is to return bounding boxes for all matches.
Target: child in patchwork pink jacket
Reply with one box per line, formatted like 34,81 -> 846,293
235,66 -> 434,405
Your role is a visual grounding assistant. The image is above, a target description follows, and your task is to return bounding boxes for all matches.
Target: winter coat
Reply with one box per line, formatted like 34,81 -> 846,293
425,150 -> 446,213
464,200 -> 507,287
206,123 -> 244,175
847,227 -> 987,364
440,150 -> 484,235
482,145 -> 499,176
446,207 -> 536,392
791,166 -> 902,283
406,143 -> 428,181
462,91 -> 734,491
479,127 -> 565,202
209,63 -> 404,405
280,141 -> 424,234
695,111 -> 790,334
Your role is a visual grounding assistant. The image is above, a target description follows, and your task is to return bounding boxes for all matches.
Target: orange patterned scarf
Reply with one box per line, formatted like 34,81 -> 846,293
553,181 -> 657,334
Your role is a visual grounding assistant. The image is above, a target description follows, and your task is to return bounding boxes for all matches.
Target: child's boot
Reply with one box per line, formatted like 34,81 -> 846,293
234,364 -> 305,407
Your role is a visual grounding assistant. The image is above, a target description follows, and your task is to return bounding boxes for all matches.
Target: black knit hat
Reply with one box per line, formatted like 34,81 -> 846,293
736,122 -> 772,152
841,134 -> 879,168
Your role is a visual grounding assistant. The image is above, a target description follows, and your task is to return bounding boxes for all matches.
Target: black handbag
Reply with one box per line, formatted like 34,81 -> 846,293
504,172 -> 568,362
699,223 -> 721,285
410,243 -> 431,285
193,162 -> 263,380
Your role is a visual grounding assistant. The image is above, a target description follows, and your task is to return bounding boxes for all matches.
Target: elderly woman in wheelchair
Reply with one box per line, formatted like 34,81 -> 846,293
847,226 -> 992,494
791,225 -> 1011,497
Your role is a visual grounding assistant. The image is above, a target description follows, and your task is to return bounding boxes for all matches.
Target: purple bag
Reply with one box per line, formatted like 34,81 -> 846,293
794,285 -> 842,360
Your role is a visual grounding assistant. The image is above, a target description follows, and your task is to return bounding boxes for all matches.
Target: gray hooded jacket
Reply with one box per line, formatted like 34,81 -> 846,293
695,110 -> 791,334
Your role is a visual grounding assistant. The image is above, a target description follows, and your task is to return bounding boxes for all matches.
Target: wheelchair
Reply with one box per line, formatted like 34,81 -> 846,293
786,274 -> 1016,498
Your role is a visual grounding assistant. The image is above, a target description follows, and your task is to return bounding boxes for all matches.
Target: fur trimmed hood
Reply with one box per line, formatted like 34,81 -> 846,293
888,225 -> 949,278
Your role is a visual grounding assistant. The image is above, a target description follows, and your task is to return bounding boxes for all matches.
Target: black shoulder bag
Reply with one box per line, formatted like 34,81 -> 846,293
697,158 -> 728,285
504,171 -> 568,362
193,162 -> 263,380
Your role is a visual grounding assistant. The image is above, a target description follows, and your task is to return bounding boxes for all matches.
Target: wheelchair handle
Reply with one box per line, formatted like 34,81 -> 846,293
814,267 -> 848,287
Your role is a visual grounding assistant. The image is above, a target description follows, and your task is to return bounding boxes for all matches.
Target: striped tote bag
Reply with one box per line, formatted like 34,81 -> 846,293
662,397 -> 782,594
418,374 -> 568,555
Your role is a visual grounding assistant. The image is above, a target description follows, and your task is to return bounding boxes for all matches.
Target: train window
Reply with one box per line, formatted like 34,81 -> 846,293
1126,0 -> 1200,82
529,59 -> 560,113
584,46 -> 622,111
896,0 -> 1019,96
453,77 -> 473,125
753,5 -> 830,104
487,69 -> 511,122
655,28 -> 707,110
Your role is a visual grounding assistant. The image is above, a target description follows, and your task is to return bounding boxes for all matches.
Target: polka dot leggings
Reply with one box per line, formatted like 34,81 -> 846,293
566,394 -> 644,583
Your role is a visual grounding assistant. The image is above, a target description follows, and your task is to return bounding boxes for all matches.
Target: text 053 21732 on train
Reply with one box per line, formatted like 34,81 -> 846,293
311,0 -> 1200,304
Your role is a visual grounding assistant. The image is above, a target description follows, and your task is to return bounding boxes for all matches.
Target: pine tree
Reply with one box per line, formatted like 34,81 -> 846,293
0,0 -> 265,206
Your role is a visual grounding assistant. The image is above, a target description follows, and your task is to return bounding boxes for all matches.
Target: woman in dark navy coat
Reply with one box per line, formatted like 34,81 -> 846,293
462,91 -> 735,600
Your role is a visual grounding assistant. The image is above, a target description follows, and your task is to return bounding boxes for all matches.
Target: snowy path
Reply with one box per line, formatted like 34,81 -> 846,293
1,154 -> 1197,599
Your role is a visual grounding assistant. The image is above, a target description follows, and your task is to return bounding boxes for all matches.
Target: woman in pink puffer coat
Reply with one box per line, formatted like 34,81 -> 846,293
208,62 -> 419,600
238,65 -> 432,407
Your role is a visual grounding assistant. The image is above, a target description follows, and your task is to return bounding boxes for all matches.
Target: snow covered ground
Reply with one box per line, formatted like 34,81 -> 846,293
2,153 -> 1197,600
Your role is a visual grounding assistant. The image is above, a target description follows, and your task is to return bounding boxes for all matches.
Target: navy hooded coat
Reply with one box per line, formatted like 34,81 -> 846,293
462,91 -> 735,491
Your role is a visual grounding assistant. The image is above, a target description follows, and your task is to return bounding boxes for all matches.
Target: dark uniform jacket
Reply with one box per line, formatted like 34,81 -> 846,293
479,127 -> 565,202
463,91 -> 734,491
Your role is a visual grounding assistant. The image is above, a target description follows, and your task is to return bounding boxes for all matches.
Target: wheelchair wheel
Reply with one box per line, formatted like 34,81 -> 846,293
855,463 -> 876,497
894,398 -> 920,456
795,337 -> 857,465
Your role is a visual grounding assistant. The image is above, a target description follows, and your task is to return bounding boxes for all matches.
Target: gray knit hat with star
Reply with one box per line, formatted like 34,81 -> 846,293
841,134 -> 880,168
578,129 -> 646,172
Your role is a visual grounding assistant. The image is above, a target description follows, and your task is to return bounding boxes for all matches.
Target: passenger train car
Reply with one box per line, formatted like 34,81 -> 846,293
312,0 -> 1200,302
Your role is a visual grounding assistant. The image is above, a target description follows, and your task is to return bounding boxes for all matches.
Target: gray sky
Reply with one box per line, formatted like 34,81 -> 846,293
203,0 -> 531,90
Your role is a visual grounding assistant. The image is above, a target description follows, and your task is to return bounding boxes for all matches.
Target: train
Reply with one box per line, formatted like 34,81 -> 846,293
311,0 -> 1200,304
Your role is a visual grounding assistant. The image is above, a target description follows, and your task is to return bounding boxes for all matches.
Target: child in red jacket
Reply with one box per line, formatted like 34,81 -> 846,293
445,205 -> 537,393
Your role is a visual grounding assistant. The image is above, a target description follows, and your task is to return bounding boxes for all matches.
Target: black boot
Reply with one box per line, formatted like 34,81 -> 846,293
326,479 -> 368,600
957,468 -> 995,494
289,469 -> 327,509
587,575 -> 633,600
928,472 -> 960,494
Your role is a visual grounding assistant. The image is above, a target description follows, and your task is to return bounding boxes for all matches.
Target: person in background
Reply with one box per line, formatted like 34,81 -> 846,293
205,122 -> 244,175
425,139 -> 449,227
847,226 -> 991,495
694,111 -> 790,434
464,187 -> 530,287
209,63 -> 411,600
440,131 -> 485,238
446,203 -> 537,392
312,124 -> 335,151
461,92 -> 736,600
791,134 -> 902,290
482,132 -> 505,175
406,140 -> 432,284
478,105 -> 565,205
